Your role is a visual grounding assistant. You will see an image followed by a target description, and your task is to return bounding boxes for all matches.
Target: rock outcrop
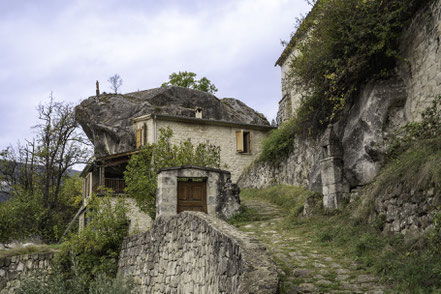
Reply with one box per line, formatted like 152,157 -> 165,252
239,0 -> 441,191
75,86 -> 269,157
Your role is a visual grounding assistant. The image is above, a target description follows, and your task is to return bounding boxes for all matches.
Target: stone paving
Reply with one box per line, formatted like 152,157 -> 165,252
234,199 -> 387,294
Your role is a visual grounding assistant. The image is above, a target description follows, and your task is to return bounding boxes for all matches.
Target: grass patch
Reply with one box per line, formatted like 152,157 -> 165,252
238,184 -> 441,292
0,244 -> 60,259
240,184 -> 321,219
228,206 -> 263,225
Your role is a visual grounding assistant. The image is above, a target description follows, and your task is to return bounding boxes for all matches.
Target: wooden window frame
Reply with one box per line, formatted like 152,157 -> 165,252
236,129 -> 251,154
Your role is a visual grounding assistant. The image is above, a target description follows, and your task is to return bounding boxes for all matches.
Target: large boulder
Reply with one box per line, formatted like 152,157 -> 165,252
75,86 -> 269,157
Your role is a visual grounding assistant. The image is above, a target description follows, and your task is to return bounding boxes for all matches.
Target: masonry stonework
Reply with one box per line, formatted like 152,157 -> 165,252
0,252 -> 54,294
154,120 -> 269,183
156,166 -> 241,220
118,212 -> 279,294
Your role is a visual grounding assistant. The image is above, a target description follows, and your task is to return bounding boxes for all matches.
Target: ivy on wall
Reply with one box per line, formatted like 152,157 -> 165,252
260,0 -> 434,163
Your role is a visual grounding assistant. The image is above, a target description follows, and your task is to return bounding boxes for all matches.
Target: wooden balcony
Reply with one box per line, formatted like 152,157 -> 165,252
92,178 -> 127,194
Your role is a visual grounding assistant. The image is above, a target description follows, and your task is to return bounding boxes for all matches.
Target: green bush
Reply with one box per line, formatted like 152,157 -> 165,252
290,0 -> 433,134
124,127 -> 221,218
0,175 -> 82,243
52,195 -> 129,289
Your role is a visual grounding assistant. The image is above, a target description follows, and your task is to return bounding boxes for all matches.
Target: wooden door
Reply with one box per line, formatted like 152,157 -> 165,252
177,181 -> 207,213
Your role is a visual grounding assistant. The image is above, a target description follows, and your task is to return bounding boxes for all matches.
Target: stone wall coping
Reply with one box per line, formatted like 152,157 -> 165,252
119,211 -> 279,293
157,165 -> 231,175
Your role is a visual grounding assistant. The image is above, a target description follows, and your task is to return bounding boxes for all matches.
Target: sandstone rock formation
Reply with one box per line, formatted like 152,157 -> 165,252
239,0 -> 441,191
75,86 -> 269,157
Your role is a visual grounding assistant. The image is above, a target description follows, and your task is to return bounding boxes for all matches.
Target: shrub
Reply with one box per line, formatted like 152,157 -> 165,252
52,195 -> 129,289
290,0 -> 433,135
124,127 -> 221,218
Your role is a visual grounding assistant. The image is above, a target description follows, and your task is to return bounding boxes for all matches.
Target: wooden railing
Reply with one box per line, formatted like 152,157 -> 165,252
104,178 -> 126,193
92,178 -> 127,194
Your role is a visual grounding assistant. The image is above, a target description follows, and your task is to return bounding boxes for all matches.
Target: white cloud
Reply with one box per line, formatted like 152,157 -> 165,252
0,0 -> 310,150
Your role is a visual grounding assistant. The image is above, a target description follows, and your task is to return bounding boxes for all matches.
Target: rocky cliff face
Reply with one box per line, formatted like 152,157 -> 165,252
239,0 -> 441,191
75,86 -> 269,157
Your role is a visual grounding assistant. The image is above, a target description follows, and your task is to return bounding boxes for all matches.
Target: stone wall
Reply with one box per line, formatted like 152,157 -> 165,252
155,119 -> 270,183
371,185 -> 440,236
0,252 -> 53,294
238,137 -> 321,192
118,212 -> 279,294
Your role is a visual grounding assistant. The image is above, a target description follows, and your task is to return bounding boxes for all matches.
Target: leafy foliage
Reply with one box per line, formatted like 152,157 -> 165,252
0,175 -> 82,243
124,128 -> 221,218
161,71 -> 218,94
0,95 -> 89,242
258,117 -> 298,164
287,0 -> 433,136
52,193 -> 129,290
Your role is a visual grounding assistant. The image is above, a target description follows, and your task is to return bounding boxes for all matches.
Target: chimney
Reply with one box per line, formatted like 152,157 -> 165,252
96,80 -> 100,96
195,107 -> 203,119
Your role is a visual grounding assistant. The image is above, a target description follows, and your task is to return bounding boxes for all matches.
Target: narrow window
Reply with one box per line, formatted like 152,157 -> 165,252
136,128 -> 142,148
236,130 -> 251,153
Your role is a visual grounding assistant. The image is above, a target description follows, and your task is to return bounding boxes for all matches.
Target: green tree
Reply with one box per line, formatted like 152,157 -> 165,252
124,128 -> 221,217
161,71 -> 218,94
0,94 -> 90,242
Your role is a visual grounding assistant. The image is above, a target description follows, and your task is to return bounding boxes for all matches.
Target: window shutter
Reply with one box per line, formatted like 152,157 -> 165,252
236,130 -> 244,152
136,129 -> 141,148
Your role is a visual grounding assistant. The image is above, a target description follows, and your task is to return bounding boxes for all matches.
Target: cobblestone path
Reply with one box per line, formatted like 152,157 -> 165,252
233,199 -> 387,294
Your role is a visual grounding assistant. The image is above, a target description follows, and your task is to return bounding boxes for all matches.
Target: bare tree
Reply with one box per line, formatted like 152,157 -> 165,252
32,93 -> 91,208
108,74 -> 123,94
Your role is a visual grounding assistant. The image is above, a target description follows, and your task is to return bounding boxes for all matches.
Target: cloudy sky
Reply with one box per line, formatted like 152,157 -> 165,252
0,0 -> 311,151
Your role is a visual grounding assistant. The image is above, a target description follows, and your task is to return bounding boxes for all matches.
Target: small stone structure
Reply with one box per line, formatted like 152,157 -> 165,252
118,212 -> 279,294
0,252 -> 54,293
320,124 -> 348,210
156,166 -> 241,220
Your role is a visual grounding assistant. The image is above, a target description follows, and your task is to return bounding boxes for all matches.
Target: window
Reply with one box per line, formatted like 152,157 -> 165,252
236,130 -> 251,153
136,123 -> 147,148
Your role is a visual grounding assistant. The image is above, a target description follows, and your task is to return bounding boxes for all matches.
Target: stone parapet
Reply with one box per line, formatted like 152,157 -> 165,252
118,212 -> 279,294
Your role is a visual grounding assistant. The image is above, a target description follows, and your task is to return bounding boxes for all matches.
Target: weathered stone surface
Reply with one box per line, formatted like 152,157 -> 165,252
156,166 -> 241,220
241,0 -> 441,194
371,183 -> 440,236
118,212 -> 279,294
75,86 -> 269,157
0,252 -> 53,294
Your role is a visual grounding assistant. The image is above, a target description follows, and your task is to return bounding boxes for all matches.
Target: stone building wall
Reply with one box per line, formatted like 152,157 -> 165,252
118,212 -> 279,294
156,166 -> 240,220
155,119 -> 270,183
0,252 -> 54,294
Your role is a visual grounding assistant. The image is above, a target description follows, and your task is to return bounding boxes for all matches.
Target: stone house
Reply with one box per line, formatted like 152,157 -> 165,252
77,88 -> 274,231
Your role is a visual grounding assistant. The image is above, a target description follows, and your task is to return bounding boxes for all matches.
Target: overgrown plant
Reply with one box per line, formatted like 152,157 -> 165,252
124,127 -> 221,218
288,0 -> 433,136
52,193 -> 129,290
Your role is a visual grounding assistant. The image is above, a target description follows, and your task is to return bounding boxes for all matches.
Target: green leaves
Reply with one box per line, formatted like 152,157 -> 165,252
124,128 -> 221,217
161,71 -> 218,94
290,0 -> 433,135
